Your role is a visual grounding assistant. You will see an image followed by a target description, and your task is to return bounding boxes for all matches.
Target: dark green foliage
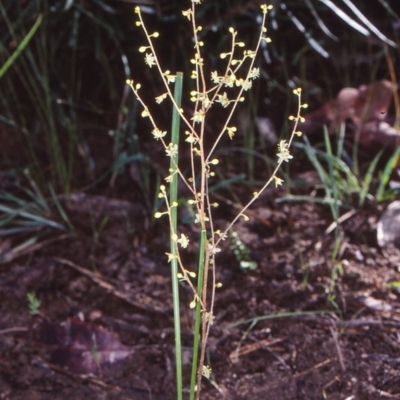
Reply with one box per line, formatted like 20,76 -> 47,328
0,0 -> 132,192
0,0 -> 398,196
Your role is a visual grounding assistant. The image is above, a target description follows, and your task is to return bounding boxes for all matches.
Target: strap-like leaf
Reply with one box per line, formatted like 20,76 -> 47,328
318,0 -> 370,36
281,2 -> 330,58
341,0 -> 397,47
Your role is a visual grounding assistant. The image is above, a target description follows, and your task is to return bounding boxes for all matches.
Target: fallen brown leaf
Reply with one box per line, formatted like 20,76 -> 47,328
299,80 -> 400,150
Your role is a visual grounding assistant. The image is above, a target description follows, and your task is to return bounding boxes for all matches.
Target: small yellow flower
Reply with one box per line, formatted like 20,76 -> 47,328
182,9 -> 192,20
276,140 -> 293,163
163,70 -> 176,83
260,4 -> 273,14
166,253 -> 177,262
204,312 -> 215,325
241,80 -> 252,91
177,233 -> 190,248
274,176 -> 284,187
187,270 -> 196,278
152,128 -> 167,140
185,131 -> 198,144
226,126 -> 237,139
207,243 -> 221,255
192,147 -> 201,156
145,53 -> 156,67
216,92 -> 230,108
222,73 -> 235,88
165,143 -> 178,158
202,365 -> 212,379
191,110 -> 205,123
293,87 -> 302,95
155,93 -> 168,104
248,67 -> 260,80
245,50 -> 256,58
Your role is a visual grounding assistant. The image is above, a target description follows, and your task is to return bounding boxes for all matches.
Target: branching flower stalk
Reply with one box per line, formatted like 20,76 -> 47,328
126,2 -> 306,399
215,88 -> 306,247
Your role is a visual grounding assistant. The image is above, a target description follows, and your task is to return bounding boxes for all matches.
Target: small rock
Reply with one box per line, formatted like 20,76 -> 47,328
377,201 -> 400,248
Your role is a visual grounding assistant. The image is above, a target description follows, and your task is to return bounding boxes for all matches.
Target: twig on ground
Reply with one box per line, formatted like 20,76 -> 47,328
2,234 -> 71,263
293,358 -> 332,378
0,327 -> 28,335
54,257 -> 169,315
329,326 -> 346,372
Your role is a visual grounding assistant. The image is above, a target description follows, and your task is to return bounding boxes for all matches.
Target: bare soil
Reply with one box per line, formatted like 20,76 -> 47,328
1,166 -> 400,399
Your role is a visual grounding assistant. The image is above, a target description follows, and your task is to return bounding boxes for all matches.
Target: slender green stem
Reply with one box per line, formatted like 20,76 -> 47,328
376,146 -> 400,201
0,14 -> 43,78
190,229 -> 207,400
169,72 -> 183,400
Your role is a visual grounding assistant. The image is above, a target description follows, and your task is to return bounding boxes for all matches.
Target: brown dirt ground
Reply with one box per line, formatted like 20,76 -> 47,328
2,2 -> 400,398
1,173 -> 400,399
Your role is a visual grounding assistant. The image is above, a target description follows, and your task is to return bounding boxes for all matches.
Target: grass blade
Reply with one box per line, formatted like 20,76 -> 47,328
376,147 -> 400,202
0,14 -> 43,78
341,0 -> 396,46
169,72 -> 183,400
48,184 -> 75,233
318,0 -> 369,36
359,149 -> 382,207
